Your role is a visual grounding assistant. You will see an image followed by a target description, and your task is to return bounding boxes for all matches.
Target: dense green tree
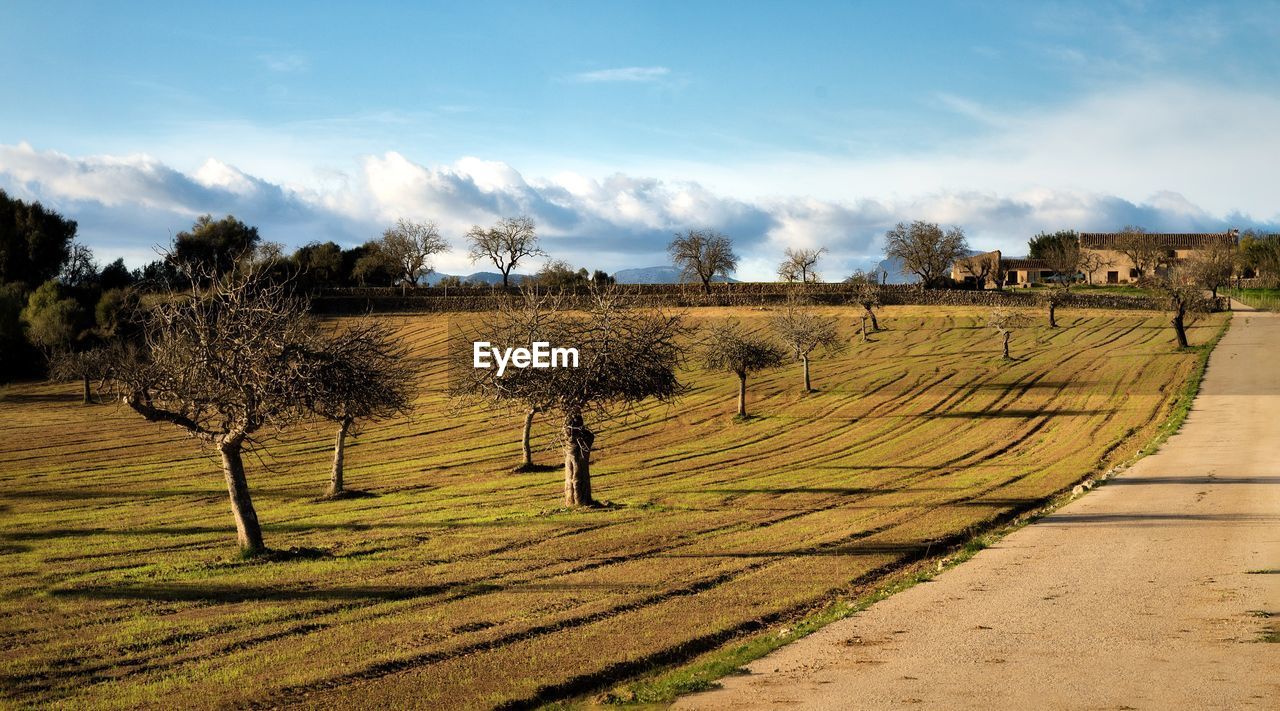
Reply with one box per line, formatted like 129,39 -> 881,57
292,241 -> 345,288
172,214 -> 260,276
1028,230 -> 1079,260
99,258 -> 134,291
0,282 -> 30,377
347,242 -> 397,286
0,190 -> 78,288
20,280 -> 83,355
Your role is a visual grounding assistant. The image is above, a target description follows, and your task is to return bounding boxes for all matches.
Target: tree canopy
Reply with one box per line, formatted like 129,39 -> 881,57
884,220 -> 968,288
669,229 -> 738,294
0,189 -> 78,287
172,214 -> 261,277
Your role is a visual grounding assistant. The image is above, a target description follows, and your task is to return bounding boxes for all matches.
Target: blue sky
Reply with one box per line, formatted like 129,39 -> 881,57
2,1 -> 1278,279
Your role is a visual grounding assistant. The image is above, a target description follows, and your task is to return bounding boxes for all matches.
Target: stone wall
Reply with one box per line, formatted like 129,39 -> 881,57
311,283 -> 1194,315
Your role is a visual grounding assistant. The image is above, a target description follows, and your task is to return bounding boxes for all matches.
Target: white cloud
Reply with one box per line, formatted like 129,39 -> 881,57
258,52 -> 309,73
3,79 -> 1277,281
568,66 -> 671,83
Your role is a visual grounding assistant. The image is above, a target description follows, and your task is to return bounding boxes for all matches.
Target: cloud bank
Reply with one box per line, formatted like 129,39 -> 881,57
1,140 -> 1272,281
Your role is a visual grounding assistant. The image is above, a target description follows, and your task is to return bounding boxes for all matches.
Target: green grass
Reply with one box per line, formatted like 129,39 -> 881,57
1225,287 -> 1280,311
0,305 -> 1226,710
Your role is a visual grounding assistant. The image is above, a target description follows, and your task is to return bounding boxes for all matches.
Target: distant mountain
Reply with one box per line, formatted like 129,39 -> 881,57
612,266 -> 738,284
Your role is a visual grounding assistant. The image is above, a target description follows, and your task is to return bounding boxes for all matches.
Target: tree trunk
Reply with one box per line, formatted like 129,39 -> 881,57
502,271 -> 510,290
81,374 -> 91,404
520,408 -> 535,468
220,441 -> 265,555
1002,331 -> 1011,359
1172,308 -> 1189,348
701,277 -> 712,295
867,307 -> 879,331
562,412 -> 595,506
1048,301 -> 1057,328
801,355 -> 812,392
327,417 -> 351,497
737,372 -> 748,417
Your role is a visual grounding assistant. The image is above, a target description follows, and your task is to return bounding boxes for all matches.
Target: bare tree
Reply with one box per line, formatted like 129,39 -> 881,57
453,288 -> 687,506
770,299 -> 845,392
1185,238 -> 1236,297
1040,238 -> 1084,327
1037,288 -> 1069,329
777,247 -> 826,283
50,347 -> 113,404
844,270 -> 882,330
986,308 -> 1032,360
884,221 -> 968,288
466,216 -> 544,289
106,265 -> 319,555
304,321 -> 416,497
669,229 -> 738,294
702,321 -> 787,417
1142,273 -> 1212,348
1113,226 -> 1166,279
1078,249 -> 1109,285
465,291 -> 563,471
381,218 -> 449,292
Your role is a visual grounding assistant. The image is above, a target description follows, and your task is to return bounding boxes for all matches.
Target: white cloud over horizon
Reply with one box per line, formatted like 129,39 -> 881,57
1,80 -> 1277,281
0,140 -> 1274,282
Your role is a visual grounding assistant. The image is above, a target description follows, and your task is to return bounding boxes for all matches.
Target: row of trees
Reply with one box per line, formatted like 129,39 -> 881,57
45,242 -> 1215,556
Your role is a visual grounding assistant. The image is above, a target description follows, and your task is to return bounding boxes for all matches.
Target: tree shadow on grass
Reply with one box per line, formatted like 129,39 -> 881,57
49,581 -> 477,603
511,463 -> 560,474
654,542 -> 929,559
0,392 -> 85,403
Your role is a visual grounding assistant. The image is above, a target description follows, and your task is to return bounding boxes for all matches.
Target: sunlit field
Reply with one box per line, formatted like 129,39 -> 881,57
0,305 -> 1224,709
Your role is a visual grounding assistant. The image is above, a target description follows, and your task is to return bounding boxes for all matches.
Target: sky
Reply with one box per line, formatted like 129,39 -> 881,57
2,1 -> 1278,280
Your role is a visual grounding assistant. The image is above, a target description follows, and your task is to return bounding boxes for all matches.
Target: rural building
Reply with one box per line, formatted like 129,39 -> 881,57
952,250 -> 1053,288
952,230 -> 1240,288
1078,231 -> 1238,284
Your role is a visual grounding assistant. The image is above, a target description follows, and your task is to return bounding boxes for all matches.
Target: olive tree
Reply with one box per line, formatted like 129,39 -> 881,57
884,220 -> 968,288
702,321 -> 787,418
453,289 -> 687,506
1186,238 -> 1236,297
107,265 -> 319,555
987,308 -> 1032,360
466,216 -> 544,289
777,247 -> 825,283
1143,274 -> 1212,348
303,321 -> 416,497
844,270 -> 882,331
770,299 -> 845,392
669,229 -> 738,294
380,218 -> 449,292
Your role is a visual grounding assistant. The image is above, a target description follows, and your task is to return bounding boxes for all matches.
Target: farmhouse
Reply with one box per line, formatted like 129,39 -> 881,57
952,250 -> 1055,288
1079,231 -> 1238,284
952,230 -> 1241,288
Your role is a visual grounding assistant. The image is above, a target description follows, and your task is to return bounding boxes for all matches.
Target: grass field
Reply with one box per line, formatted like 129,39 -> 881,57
1226,287 -> 1280,311
0,305 -> 1225,710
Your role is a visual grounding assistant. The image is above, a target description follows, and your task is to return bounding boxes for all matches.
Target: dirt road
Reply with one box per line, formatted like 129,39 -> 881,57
677,308 -> 1279,710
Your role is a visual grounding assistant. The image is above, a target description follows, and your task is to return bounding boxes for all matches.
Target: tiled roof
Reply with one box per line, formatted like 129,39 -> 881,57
1079,232 -> 1237,250
1002,258 -> 1050,270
